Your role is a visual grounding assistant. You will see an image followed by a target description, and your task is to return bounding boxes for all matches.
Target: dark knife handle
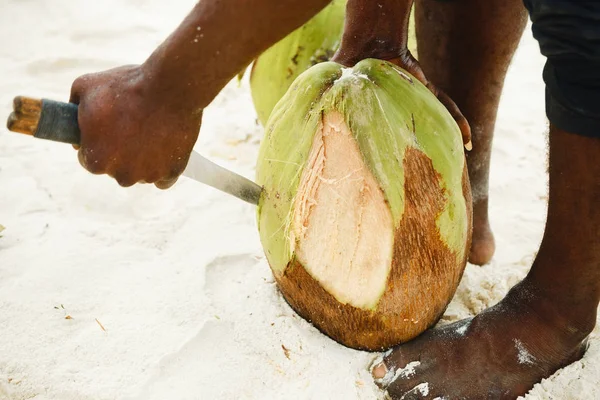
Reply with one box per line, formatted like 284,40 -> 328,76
6,96 -> 81,145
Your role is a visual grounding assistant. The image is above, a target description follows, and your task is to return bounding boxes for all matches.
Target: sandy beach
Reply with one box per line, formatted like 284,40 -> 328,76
0,1 -> 598,399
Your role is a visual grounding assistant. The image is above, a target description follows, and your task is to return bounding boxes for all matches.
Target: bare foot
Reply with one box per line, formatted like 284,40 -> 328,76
371,280 -> 592,399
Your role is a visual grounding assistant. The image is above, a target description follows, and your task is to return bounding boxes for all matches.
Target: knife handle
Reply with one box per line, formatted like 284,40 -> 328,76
6,96 -> 81,145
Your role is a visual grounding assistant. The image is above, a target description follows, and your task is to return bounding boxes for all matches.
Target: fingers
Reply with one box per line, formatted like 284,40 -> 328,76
69,65 -> 194,191
388,52 -> 473,151
70,77 -> 88,150
411,65 -> 472,150
111,169 -> 140,187
435,89 -> 472,150
77,148 -> 106,175
435,89 -> 472,148
78,148 -> 182,188
372,349 -> 435,399
155,177 -> 179,190
154,152 -> 192,189
388,51 -> 428,88
154,163 -> 185,189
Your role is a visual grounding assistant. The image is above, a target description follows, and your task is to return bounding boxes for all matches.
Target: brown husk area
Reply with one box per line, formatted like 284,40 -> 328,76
276,148 -> 472,351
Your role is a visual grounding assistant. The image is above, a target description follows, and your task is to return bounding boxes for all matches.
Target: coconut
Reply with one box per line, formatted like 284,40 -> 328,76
250,0 -> 347,126
256,59 -> 472,351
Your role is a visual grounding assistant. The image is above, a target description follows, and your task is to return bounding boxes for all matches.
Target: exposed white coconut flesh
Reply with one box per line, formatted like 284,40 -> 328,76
291,111 -> 393,309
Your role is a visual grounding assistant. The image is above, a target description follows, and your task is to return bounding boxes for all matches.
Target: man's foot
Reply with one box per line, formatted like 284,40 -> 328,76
371,280 -> 593,399
468,200 -> 495,266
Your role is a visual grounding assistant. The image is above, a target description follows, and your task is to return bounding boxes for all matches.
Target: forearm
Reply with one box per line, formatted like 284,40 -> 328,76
142,0 -> 331,110
334,0 -> 414,66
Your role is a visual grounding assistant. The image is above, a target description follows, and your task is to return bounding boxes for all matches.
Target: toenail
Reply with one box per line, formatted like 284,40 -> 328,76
372,362 -> 399,389
372,362 -> 388,380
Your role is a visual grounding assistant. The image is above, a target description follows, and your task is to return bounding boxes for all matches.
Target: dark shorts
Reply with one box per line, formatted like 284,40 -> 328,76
523,0 -> 600,137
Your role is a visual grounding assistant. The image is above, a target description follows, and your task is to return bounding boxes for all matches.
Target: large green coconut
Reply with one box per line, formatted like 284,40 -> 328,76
250,0 -> 347,126
256,59 -> 472,351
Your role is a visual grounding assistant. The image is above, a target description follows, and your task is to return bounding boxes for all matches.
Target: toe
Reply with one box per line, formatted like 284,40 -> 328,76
393,382 -> 432,399
372,349 -> 425,392
383,364 -> 432,399
372,362 -> 388,380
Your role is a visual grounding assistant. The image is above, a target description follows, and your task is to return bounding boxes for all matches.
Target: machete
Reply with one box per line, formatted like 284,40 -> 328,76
5,96 -> 262,205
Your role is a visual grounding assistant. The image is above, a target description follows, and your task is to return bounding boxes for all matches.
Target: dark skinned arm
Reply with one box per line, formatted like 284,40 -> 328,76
333,0 -> 471,147
70,0 -> 331,188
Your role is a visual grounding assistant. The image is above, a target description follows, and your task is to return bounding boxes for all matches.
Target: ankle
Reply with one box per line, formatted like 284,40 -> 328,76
510,279 -> 597,341
527,242 -> 600,322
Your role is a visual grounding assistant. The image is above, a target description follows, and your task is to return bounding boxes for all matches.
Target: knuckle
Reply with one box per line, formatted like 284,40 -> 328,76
149,160 -> 185,188
170,165 -> 185,179
86,162 -> 105,175
113,171 -> 136,187
78,148 -> 107,174
143,171 -> 162,184
168,167 -> 184,183
155,177 -> 178,190
70,75 -> 92,103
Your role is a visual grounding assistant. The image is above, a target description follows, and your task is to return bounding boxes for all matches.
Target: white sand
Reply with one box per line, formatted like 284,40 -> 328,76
0,1 -> 598,399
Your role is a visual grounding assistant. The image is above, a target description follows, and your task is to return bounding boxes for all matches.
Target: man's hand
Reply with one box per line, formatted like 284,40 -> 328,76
67,0 -> 331,189
332,0 -> 471,149
70,65 -> 202,189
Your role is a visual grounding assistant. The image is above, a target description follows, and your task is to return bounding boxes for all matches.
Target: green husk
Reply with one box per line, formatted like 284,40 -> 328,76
256,59 -> 467,278
250,0 -> 347,126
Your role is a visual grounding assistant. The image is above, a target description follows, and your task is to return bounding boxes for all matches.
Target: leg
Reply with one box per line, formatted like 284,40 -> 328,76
373,126 -> 600,399
373,1 -> 600,396
415,0 -> 528,265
